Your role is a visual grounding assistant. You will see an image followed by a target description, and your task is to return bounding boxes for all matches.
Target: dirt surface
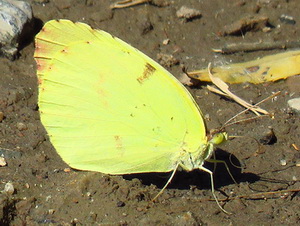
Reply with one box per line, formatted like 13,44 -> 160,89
1,0 -> 300,225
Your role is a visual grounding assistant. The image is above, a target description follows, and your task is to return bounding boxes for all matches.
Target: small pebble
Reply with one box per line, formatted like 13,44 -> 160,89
71,218 -> 79,224
45,195 -> 51,201
4,182 -> 14,195
136,207 -> 143,212
17,122 -> 27,131
176,6 -> 201,22
0,112 -> 4,122
36,152 -> 48,163
117,201 -> 125,207
89,211 -> 97,221
173,211 -> 200,225
280,14 -> 296,25
162,39 -> 170,45
259,127 -> 277,145
0,156 -> 7,166
280,159 -> 287,166
48,209 -> 55,214
64,168 -> 71,172
156,53 -> 179,67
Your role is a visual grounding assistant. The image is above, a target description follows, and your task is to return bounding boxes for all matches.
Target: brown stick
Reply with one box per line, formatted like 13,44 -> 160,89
110,0 -> 150,9
213,40 -> 300,54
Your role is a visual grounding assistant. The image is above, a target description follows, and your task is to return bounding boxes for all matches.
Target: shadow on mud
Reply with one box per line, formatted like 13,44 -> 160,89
123,148 -> 260,191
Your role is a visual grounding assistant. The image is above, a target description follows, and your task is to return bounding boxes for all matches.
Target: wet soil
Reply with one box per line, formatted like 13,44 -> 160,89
0,0 -> 300,225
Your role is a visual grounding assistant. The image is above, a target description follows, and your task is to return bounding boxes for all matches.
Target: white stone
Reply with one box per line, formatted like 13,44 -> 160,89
0,0 -> 32,59
3,182 -> 14,194
288,97 -> 300,112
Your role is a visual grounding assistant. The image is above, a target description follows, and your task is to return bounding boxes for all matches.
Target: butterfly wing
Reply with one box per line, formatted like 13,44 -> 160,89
34,20 -> 207,174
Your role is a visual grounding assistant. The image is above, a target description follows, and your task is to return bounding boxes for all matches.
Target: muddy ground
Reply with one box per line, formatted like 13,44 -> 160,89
0,0 -> 300,225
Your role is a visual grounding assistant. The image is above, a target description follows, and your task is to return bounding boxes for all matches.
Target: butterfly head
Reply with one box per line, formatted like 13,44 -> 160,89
208,129 -> 228,145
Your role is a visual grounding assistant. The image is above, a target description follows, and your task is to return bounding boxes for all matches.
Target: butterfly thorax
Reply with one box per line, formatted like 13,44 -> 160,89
178,132 -> 228,171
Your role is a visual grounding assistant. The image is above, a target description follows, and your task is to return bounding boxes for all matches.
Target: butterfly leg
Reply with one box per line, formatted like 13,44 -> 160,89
206,159 -> 238,184
199,165 -> 232,214
151,162 -> 180,201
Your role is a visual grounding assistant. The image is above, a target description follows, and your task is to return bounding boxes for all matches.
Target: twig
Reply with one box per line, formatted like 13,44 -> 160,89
227,188 -> 300,201
199,188 -> 300,202
213,40 -> 300,54
110,0 -> 150,9
222,91 -> 281,127
208,63 -> 269,115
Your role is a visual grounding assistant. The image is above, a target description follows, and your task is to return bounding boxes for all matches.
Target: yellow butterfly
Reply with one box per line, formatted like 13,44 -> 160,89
34,19 -> 229,213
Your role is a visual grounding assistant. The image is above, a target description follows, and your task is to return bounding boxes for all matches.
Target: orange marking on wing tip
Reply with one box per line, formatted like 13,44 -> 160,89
36,62 -> 46,71
38,78 -> 43,85
34,46 -> 42,56
34,43 -> 48,54
40,26 -> 52,35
